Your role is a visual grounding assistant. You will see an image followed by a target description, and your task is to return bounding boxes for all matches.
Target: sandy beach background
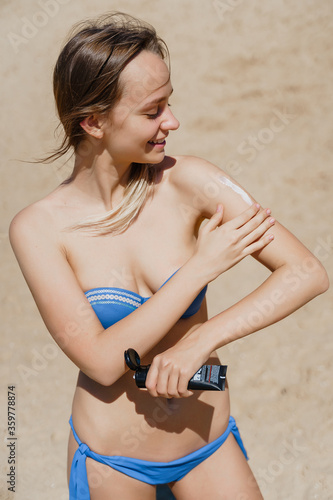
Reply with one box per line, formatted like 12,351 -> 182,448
1,1 -> 332,499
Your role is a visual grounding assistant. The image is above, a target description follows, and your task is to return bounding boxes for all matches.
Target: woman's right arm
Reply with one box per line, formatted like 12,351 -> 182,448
9,202 -> 273,386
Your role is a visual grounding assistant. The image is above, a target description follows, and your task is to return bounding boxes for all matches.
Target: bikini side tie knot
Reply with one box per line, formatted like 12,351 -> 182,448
78,442 -> 89,455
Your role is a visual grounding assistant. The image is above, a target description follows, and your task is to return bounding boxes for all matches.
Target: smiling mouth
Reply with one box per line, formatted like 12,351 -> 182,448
148,139 -> 166,146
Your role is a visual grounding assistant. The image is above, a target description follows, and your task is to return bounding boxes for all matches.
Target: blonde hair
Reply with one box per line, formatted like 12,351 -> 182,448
44,12 -> 169,234
70,163 -> 156,235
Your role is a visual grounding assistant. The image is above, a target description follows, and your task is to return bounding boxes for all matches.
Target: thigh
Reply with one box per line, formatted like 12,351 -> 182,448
170,432 -> 263,500
86,458 -> 156,500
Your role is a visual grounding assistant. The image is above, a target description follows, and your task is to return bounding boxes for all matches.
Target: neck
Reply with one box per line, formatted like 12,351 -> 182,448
69,148 -> 132,211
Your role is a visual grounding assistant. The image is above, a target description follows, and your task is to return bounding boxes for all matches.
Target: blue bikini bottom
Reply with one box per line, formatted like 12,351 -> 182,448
69,415 -> 248,499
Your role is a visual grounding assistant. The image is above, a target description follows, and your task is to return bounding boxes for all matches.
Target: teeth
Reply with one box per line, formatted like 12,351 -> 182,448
150,139 -> 165,144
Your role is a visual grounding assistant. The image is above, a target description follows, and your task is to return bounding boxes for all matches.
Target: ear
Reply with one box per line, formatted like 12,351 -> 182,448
79,115 -> 104,139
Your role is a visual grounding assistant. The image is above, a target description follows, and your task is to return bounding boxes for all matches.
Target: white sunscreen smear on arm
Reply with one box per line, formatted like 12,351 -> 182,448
217,175 -> 253,206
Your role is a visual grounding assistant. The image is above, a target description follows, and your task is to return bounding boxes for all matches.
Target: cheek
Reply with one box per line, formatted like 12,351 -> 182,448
133,119 -> 159,142
108,116 -> 159,149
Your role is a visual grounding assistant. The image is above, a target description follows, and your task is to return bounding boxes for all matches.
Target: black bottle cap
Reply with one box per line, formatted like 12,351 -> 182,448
135,367 -> 149,388
124,348 -> 141,371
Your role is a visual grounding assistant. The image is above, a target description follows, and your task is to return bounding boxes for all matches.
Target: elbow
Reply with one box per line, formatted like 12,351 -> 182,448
91,373 -> 112,387
87,373 -> 120,387
316,265 -> 330,294
282,256 -> 329,303
308,259 -> 329,297
86,365 -> 126,387
98,373 -> 122,387
80,336 -> 127,386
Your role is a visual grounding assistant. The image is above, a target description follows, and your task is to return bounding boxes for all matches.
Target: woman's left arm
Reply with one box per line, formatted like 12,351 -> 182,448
145,156 -> 329,397
202,215 -> 329,347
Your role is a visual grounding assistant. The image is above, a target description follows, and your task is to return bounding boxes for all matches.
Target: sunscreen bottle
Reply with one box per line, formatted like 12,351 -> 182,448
124,348 -> 227,391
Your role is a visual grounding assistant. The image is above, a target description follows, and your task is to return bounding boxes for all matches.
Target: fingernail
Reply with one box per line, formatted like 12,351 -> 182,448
269,218 -> 275,224
217,204 -> 223,212
266,208 -> 271,215
255,203 -> 260,209
269,234 -> 274,240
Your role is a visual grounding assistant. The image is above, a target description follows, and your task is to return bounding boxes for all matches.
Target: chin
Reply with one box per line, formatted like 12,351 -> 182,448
139,152 -> 166,164
149,157 -> 166,165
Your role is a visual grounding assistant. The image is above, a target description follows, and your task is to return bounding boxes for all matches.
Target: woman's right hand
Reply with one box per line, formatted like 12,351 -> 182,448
192,203 -> 275,282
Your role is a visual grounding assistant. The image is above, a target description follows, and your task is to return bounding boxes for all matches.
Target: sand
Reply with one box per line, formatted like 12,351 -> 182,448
1,1 -> 332,499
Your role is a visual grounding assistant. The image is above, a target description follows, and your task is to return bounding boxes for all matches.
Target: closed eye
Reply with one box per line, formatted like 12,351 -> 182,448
146,103 -> 172,120
146,110 -> 160,119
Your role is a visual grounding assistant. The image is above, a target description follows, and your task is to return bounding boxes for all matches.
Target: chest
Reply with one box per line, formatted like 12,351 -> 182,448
63,193 -> 198,295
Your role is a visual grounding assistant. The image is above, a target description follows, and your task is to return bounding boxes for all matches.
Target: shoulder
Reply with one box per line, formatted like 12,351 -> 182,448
165,155 -> 255,219
166,155 -> 219,196
9,197 -> 59,254
168,155 -> 218,183
168,155 -> 232,196
9,196 -> 70,293
10,201 -> 50,236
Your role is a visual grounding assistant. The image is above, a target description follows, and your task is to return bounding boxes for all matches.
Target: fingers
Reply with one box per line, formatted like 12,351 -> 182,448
226,203 -> 261,230
166,371 -> 192,399
239,209 -> 275,243
223,203 -> 274,240
145,361 -> 160,397
213,204 -> 275,264
242,232 -> 275,256
199,204 -> 224,235
145,357 -> 193,399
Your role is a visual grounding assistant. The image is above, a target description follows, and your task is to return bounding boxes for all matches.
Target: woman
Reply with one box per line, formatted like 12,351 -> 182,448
9,13 -> 328,500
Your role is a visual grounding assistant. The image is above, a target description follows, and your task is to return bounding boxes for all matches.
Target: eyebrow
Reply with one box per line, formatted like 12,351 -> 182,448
141,88 -> 174,108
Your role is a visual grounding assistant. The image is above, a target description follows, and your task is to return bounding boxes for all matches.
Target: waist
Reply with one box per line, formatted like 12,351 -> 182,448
72,366 -> 230,461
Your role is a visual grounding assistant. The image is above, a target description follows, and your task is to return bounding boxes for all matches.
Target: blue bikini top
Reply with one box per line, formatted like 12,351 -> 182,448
85,270 -> 208,329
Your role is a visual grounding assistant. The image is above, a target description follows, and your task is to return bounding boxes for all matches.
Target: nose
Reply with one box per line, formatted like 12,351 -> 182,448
161,106 -> 180,132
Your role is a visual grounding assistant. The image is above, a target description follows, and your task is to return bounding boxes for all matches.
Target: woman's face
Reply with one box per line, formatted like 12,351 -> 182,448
103,50 -> 179,167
